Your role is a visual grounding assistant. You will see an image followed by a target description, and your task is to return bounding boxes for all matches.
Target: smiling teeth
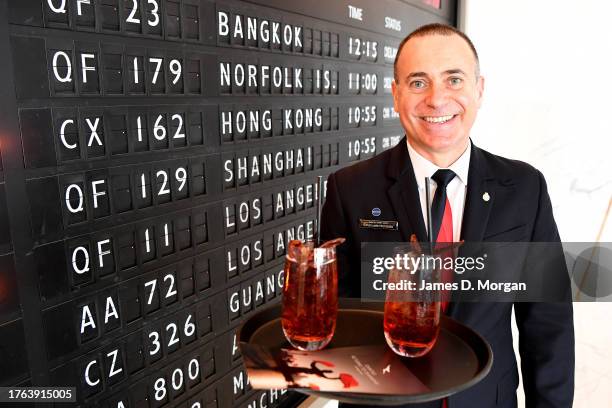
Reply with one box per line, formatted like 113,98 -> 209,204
423,115 -> 454,123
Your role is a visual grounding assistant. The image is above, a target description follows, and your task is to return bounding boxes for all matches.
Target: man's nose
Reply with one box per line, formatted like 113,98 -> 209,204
425,82 -> 449,108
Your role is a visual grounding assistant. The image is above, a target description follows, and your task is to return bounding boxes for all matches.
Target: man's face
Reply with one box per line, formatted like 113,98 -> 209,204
392,34 -> 484,160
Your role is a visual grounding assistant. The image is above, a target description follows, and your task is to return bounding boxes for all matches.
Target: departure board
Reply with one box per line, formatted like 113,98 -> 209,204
0,1 -> 456,407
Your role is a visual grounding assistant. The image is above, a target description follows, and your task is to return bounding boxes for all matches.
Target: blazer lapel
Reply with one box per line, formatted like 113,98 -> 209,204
449,143 -> 496,318
386,137 -> 428,242
460,143 -> 496,242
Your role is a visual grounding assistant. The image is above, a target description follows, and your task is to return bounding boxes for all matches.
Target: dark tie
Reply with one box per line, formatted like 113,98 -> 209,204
431,169 -> 456,242
431,171 -> 456,408
432,169 -> 456,314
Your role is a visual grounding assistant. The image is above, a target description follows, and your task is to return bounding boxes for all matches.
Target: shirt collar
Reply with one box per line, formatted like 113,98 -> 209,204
405,137 -> 471,189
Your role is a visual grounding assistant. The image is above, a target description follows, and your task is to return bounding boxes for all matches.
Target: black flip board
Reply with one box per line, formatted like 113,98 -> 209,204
0,1 -> 456,407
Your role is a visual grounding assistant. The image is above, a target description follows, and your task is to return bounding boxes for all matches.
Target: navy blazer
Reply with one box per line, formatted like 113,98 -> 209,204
320,137 -> 574,408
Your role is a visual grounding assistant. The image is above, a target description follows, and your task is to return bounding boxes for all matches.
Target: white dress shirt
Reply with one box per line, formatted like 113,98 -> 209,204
406,139 -> 471,241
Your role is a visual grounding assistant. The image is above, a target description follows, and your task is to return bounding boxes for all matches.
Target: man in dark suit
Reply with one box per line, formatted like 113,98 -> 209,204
320,24 -> 574,407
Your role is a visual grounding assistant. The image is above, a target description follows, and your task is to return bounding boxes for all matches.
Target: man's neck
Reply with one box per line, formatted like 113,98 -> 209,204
406,137 -> 470,168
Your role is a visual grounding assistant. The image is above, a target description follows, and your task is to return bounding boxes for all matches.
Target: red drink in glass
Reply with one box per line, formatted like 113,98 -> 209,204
383,251 -> 441,357
384,300 -> 440,357
281,239 -> 343,351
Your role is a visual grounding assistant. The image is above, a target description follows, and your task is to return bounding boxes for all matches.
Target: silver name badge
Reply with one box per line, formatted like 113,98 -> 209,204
359,219 -> 398,231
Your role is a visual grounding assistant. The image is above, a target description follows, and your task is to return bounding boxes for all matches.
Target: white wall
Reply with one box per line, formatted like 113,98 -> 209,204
462,0 -> 611,242
462,1 -> 612,406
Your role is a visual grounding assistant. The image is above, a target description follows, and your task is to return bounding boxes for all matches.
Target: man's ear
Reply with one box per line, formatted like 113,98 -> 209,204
391,79 -> 400,113
476,75 -> 485,108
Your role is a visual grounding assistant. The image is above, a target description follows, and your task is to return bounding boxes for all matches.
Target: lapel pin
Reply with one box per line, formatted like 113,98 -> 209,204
371,207 -> 381,217
482,192 -> 490,202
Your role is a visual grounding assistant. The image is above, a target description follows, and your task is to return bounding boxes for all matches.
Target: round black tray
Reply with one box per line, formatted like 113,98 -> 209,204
238,298 -> 493,405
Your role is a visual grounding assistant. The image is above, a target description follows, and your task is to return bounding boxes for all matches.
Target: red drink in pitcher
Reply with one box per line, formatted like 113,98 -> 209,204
281,239 -> 344,351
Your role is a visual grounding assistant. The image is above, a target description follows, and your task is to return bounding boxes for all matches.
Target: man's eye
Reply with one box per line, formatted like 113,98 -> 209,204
411,80 -> 425,89
449,77 -> 463,86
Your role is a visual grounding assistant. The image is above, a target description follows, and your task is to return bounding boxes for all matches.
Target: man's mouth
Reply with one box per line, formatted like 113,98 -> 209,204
420,114 -> 457,124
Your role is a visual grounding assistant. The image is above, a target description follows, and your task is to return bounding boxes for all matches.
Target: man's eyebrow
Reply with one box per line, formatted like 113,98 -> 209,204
404,69 -> 467,80
405,72 -> 428,80
444,69 -> 467,76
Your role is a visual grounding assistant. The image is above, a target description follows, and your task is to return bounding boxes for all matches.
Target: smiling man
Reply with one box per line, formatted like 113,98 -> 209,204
321,24 -> 574,408
392,29 -> 482,168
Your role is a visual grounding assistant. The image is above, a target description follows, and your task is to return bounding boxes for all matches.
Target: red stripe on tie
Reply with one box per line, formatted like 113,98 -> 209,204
436,197 -> 453,312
